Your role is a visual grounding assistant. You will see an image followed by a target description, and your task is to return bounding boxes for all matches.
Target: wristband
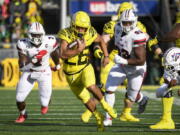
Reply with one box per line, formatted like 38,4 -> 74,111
56,64 -> 61,70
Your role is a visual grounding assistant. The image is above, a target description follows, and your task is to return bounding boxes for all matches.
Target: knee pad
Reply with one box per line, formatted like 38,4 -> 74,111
126,91 -> 142,102
156,83 -> 169,98
164,90 -> 173,98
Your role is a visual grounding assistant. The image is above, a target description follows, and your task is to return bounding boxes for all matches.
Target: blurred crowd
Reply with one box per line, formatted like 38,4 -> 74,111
0,0 -> 43,48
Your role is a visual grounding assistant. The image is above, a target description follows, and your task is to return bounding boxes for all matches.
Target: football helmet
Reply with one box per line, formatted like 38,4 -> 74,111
117,2 -> 134,18
71,11 -> 91,36
120,9 -> 137,33
163,47 -> 180,76
28,22 -> 45,46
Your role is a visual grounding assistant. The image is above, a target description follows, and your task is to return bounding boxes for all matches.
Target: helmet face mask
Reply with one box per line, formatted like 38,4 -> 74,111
120,9 -> 137,33
71,11 -> 91,36
28,22 -> 45,46
164,47 -> 180,76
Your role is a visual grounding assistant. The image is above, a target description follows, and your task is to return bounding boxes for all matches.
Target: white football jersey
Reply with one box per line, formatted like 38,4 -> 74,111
17,35 -> 58,71
114,22 -> 147,74
163,70 -> 180,84
114,22 -> 147,60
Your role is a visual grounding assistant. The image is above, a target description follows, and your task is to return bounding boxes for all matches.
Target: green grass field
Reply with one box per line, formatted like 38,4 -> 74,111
0,88 -> 180,135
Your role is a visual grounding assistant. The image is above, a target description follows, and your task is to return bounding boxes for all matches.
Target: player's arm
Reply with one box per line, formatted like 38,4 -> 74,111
93,42 -> 103,59
17,51 -> 34,71
16,41 -> 34,71
94,34 -> 109,66
114,45 -> 146,66
102,33 -> 111,44
160,23 -> 180,42
148,24 -> 180,56
59,39 -> 85,59
18,52 -> 30,68
128,45 -> 146,65
51,47 -> 61,71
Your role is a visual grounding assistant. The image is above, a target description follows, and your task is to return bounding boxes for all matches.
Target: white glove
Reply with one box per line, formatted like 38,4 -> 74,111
114,55 -> 128,65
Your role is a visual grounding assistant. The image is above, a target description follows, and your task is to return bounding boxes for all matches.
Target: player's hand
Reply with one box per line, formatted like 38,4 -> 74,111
51,64 -> 61,71
32,50 -> 47,64
148,37 -> 159,51
94,49 -> 103,59
114,55 -> 128,65
169,79 -> 177,87
77,39 -> 85,52
102,56 -> 109,67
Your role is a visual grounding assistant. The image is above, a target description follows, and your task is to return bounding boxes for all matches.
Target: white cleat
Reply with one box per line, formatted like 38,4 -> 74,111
103,118 -> 112,126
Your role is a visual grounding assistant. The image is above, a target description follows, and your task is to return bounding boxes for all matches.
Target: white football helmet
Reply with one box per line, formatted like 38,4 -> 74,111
28,22 -> 45,46
120,9 -> 137,33
163,47 -> 180,76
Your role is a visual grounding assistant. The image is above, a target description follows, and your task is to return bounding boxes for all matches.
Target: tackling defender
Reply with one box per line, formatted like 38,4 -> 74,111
148,12 -> 180,129
81,2 -> 149,126
58,11 -> 117,131
104,9 -> 148,125
150,47 -> 180,129
15,22 -> 61,123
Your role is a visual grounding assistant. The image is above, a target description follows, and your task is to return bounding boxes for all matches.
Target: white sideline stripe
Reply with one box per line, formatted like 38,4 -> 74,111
117,89 -> 180,106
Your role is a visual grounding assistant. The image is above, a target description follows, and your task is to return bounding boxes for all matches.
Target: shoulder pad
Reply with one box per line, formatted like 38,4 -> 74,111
57,28 -> 72,43
137,21 -> 147,33
17,38 -> 28,49
103,20 -> 116,37
132,29 -> 146,47
16,38 -> 29,54
88,26 -> 97,38
44,35 -> 57,47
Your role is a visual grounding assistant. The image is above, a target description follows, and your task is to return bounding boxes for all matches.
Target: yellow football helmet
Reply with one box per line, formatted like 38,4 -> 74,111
117,2 -> 134,18
71,11 -> 91,36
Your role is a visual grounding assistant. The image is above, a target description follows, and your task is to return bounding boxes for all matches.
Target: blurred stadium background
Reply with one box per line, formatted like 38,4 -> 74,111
0,0 -> 180,134
0,0 -> 180,87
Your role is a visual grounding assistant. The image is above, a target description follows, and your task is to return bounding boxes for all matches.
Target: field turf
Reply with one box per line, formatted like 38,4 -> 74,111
0,87 -> 180,135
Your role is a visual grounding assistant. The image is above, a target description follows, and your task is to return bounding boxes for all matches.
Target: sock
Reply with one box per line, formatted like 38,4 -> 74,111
105,93 -> 115,119
20,109 -> 26,115
162,97 -> 174,120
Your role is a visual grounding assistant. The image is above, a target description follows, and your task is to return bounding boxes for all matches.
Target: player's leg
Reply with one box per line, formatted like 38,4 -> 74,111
71,85 -> 104,132
15,72 -> 35,123
120,73 -> 146,122
38,68 -> 52,114
83,64 -> 117,119
150,83 -> 175,129
81,97 -> 98,123
100,59 -> 115,92
103,64 -> 126,126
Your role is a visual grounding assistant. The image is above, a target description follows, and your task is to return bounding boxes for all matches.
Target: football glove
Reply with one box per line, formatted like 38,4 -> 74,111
94,48 -> 103,59
114,55 -> 128,65
32,50 -> 47,64
148,37 -> 159,52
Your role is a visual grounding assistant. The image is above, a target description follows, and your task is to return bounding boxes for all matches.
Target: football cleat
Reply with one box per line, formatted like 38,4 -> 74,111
81,109 -> 92,123
41,106 -> 48,114
103,105 -> 117,119
96,113 -> 105,132
138,96 -> 149,114
103,118 -> 112,126
120,113 -> 140,122
15,112 -> 28,123
149,119 -> 175,129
